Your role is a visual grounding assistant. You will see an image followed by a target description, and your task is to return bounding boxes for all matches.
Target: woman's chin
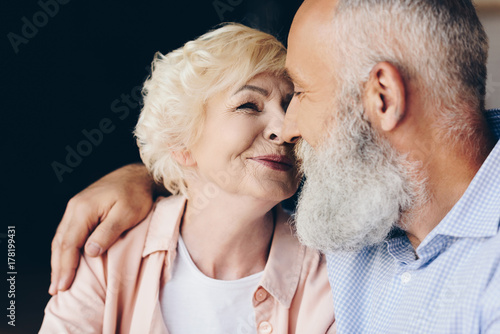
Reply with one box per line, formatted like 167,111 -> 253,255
251,184 -> 298,204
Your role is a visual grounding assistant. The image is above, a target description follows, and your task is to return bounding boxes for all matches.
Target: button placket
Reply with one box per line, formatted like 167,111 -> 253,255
258,321 -> 273,334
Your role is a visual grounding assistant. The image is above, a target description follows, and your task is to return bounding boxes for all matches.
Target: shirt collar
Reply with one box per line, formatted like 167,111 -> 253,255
142,196 -> 185,257
141,196 -> 305,308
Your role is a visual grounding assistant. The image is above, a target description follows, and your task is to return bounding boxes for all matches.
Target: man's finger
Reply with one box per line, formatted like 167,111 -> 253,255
50,230 -> 85,293
50,202 -> 97,294
49,244 -> 61,295
84,207 -> 135,257
56,247 -> 80,292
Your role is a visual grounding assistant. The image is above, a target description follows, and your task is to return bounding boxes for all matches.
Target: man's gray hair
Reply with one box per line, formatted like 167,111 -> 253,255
331,0 -> 488,140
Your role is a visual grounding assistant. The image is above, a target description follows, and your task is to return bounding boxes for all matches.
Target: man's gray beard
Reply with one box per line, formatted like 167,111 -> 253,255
294,97 -> 427,253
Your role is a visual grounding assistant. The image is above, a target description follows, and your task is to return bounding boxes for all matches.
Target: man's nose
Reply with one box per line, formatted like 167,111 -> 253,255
282,100 -> 301,144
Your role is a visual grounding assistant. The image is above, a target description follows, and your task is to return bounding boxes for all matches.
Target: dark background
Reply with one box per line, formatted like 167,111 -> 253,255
1,0 -> 302,332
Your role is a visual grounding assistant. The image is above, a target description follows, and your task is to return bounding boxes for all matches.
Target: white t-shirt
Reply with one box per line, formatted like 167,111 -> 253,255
160,236 -> 263,334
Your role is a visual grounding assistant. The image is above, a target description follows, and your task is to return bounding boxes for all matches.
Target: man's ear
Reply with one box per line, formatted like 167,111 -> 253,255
171,150 -> 196,167
363,62 -> 406,132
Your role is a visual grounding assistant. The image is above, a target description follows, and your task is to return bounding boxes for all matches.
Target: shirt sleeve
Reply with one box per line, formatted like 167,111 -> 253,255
39,253 -> 107,334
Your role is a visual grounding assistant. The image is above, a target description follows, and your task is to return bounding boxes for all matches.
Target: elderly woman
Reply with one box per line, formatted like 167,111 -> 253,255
41,24 -> 334,333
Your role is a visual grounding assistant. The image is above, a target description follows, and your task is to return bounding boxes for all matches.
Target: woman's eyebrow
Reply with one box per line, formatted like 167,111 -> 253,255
234,85 -> 269,96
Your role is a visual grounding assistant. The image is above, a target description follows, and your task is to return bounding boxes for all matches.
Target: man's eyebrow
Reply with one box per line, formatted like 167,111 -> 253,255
234,85 -> 269,96
284,68 -> 304,87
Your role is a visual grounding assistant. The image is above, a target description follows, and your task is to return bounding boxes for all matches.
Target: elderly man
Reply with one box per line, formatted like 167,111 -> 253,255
282,0 -> 500,332
51,0 -> 500,332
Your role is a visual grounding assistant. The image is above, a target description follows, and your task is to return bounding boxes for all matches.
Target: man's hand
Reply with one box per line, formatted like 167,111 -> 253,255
49,163 -> 160,295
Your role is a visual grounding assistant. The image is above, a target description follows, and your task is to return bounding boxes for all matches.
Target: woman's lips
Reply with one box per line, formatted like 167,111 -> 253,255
249,155 -> 294,172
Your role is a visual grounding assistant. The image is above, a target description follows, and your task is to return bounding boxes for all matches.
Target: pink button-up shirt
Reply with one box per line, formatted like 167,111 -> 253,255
40,196 -> 336,333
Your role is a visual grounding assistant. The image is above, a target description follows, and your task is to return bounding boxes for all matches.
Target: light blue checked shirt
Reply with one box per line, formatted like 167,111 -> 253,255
326,109 -> 500,333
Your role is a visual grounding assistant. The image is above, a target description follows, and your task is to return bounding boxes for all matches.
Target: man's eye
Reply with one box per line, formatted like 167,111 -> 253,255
293,91 -> 303,97
237,102 -> 261,112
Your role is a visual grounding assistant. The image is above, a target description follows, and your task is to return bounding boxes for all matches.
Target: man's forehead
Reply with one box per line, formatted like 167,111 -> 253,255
293,0 -> 338,26
286,0 -> 337,86
288,0 -> 337,53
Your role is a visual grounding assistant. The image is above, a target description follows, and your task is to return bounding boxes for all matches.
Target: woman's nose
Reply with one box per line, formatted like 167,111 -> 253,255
264,109 -> 285,144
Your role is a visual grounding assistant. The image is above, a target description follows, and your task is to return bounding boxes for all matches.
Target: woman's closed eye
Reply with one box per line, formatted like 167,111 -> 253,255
236,102 -> 261,112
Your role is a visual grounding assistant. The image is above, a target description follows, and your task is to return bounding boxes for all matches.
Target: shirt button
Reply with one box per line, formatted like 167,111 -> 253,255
401,272 -> 412,284
254,287 -> 268,302
258,321 -> 273,334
